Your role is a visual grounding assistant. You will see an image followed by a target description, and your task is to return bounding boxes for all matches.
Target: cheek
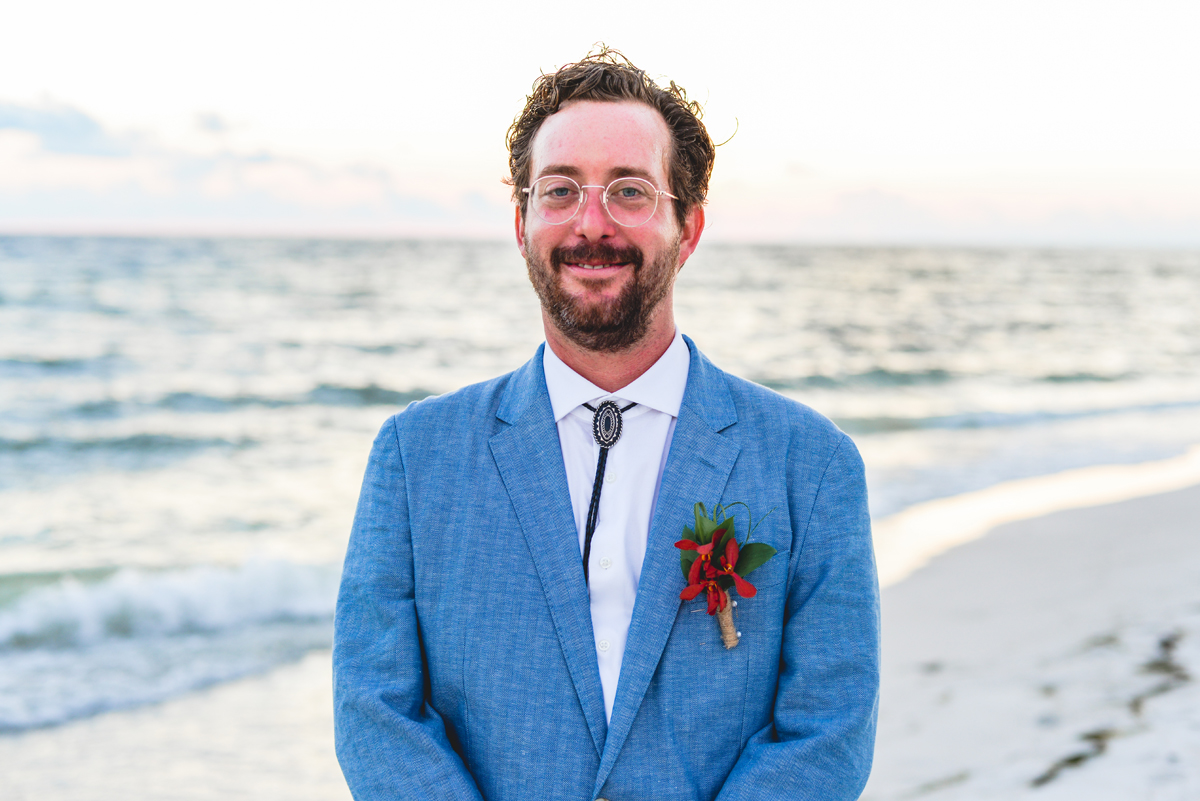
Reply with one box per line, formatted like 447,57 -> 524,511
522,220 -> 560,253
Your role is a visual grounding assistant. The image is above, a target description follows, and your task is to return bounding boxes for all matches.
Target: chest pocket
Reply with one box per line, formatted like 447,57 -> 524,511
729,514 -> 791,590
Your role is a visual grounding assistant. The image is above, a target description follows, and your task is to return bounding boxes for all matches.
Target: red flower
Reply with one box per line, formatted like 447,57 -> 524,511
680,558 -> 727,614
675,527 -> 724,569
717,537 -> 758,599
678,530 -> 758,615
680,576 -> 727,615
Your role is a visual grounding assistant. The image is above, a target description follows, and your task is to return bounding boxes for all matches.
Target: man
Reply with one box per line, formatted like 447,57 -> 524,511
334,48 -> 879,801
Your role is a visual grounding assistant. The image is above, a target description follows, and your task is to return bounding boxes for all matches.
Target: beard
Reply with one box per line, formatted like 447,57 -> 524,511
525,239 -> 679,353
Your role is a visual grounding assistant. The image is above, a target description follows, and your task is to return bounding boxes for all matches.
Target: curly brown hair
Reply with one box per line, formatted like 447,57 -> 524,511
506,46 -> 715,229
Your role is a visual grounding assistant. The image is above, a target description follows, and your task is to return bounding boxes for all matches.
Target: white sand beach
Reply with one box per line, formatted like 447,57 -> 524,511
864,483 -> 1200,800
2,468 -> 1197,800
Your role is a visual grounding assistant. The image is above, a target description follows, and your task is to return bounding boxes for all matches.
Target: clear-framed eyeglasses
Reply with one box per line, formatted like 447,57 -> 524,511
522,175 -> 678,228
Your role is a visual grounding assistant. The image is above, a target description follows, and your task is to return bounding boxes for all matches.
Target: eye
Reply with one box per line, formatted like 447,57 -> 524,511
608,179 -> 653,202
537,178 -> 579,200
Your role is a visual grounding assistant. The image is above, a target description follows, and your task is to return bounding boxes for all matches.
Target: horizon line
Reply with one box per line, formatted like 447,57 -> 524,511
3,225 -> 1198,252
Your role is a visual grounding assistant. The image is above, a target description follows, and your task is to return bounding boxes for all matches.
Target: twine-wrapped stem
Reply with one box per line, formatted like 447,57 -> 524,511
717,595 -> 739,649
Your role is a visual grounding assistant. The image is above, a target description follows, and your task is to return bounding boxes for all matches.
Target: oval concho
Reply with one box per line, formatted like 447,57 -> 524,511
591,400 -> 624,448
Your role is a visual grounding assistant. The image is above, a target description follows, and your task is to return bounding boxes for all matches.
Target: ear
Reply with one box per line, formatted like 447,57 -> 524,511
675,204 -> 705,270
515,204 -> 527,258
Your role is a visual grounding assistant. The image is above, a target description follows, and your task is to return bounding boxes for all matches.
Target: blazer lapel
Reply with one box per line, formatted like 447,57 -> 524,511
594,340 -> 741,793
488,347 -> 608,757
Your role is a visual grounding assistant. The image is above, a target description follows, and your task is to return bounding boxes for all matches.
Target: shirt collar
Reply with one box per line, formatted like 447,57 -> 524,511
543,329 -> 690,423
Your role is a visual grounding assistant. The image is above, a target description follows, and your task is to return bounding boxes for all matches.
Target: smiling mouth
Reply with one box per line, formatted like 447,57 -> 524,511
553,244 -> 643,274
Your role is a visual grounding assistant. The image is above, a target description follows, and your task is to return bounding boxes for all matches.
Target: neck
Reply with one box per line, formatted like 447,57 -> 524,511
543,309 -> 677,393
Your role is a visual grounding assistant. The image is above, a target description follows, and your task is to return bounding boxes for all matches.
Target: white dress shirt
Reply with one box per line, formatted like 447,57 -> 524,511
543,330 -> 690,723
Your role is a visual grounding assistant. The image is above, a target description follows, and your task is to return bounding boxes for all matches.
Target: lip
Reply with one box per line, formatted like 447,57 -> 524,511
564,262 -> 632,272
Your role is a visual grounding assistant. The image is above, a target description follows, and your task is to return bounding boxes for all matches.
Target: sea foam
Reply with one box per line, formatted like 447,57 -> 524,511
0,560 -> 339,730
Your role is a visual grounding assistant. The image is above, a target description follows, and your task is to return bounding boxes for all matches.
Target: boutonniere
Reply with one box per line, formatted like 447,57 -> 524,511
675,502 -> 777,649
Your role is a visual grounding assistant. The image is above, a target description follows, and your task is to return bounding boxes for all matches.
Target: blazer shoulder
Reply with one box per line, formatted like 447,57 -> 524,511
383,369 -> 518,445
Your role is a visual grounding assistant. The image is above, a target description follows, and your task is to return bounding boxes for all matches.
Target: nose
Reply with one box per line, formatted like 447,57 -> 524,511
572,185 -> 615,242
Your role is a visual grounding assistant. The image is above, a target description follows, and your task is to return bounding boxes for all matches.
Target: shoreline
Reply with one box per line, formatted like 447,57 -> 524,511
873,443 -> 1200,587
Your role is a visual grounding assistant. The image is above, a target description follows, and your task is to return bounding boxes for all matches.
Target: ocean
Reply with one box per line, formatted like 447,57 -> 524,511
2,236 -> 1199,792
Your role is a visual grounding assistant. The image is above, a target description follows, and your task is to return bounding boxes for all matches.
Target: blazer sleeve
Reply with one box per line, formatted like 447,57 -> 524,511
333,417 -> 484,800
717,433 -> 881,800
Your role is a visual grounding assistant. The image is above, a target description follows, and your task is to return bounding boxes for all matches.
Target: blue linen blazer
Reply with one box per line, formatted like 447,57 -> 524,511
334,337 -> 879,801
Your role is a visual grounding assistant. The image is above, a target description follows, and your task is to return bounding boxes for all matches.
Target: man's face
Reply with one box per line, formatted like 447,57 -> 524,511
516,100 -> 703,353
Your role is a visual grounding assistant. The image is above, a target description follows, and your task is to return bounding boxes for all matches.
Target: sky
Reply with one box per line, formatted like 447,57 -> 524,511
2,0 -> 1198,245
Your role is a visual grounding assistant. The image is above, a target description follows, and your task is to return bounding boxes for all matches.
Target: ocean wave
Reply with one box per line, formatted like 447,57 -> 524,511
761,368 -> 956,391
303,383 -> 432,407
0,561 -> 337,651
158,384 -> 432,410
763,368 -> 1151,393
0,561 -> 340,731
156,391 -> 290,412
836,398 -> 1200,435
1040,371 -> 1135,383
56,385 -> 434,418
0,355 -> 118,373
0,433 -> 253,455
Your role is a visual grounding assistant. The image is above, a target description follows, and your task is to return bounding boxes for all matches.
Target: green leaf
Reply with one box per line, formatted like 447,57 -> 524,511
734,542 -> 778,577
693,503 -> 707,539
715,516 -> 737,554
680,550 -> 698,580
679,525 -> 699,544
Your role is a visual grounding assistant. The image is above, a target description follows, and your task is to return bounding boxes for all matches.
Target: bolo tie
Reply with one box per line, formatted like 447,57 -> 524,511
580,399 -> 637,584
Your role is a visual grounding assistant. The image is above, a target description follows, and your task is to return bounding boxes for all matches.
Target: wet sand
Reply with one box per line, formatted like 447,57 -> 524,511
0,651 -> 350,801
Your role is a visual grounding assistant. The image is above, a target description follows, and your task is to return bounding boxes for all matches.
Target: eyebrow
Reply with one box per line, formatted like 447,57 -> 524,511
535,165 -> 661,184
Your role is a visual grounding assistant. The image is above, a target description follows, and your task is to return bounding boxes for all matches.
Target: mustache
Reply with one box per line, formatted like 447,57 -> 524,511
551,242 -> 643,270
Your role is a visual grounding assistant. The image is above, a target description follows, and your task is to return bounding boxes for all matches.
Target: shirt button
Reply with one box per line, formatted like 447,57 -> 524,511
605,471 -> 618,484
599,557 -> 612,569
598,639 -> 610,652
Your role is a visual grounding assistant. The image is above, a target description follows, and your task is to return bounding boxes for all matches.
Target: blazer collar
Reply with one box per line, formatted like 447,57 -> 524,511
494,343 -> 547,427
594,337 -> 741,793
677,335 -> 738,432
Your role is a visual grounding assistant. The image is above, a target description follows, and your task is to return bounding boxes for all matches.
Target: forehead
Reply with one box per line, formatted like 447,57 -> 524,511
529,100 -> 672,183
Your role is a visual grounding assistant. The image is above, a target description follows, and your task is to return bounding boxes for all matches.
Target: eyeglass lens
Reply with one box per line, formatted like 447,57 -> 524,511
529,177 -> 661,227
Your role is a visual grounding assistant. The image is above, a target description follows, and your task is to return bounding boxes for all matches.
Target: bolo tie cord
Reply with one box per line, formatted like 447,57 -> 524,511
581,400 -> 636,584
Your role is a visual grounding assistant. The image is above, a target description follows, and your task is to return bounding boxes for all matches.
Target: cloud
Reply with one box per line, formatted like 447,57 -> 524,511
0,101 -> 513,236
0,101 -> 131,156
195,112 -> 229,134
